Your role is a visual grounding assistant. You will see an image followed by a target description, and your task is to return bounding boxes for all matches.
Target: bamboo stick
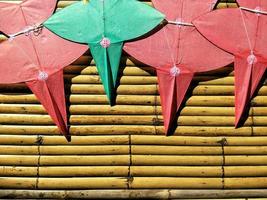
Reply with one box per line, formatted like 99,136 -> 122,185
0,166 -> 37,177
0,145 -> 129,155
130,166 -> 222,177
0,178 -> 36,189
225,166 -> 267,177
225,178 -> 267,189
38,178 -> 128,189
6,135 -> 267,146
0,135 -> 129,145
0,125 -> 253,136
40,155 -> 130,166
39,166 -> 128,177
130,177 -> 222,189
0,155 -> 130,166
131,155 -> 223,166
0,189 -> 266,199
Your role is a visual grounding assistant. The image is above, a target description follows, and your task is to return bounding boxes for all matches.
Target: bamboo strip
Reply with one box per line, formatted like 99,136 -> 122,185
0,177 -> 128,189
0,125 -> 253,136
130,177 -> 222,189
0,155 -> 130,166
6,135 -> 267,146
0,189 -> 266,199
2,165 -> 264,178
0,135 -> 129,145
0,166 -> 37,177
225,166 -> 267,177
131,146 -> 222,155
0,178 -> 36,189
38,178 -> 128,189
3,145 -> 267,156
0,145 -> 129,155
40,155 -> 130,166
225,178 -> 267,189
131,155 -> 223,166
130,166 -> 222,177
9,104 -> 267,117
39,166 -> 128,177
131,136 -> 267,146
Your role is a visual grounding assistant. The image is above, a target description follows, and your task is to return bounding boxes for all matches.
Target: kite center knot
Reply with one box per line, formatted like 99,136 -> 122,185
247,54 -> 257,65
8,24 -> 43,41
100,37 -> 111,48
38,71 -> 49,81
170,66 -> 181,77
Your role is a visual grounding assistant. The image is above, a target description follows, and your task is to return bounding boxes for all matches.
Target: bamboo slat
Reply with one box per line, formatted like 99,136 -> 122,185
1,189 -> 267,199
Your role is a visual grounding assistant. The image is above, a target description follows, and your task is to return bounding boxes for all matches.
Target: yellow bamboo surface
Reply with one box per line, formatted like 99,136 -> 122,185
2,0 -> 267,199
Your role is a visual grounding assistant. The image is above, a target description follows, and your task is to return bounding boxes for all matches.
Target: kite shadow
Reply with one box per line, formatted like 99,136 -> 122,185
168,63 -> 234,136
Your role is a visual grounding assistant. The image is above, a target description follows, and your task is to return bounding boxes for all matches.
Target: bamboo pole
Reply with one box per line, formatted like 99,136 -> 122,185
129,177 -> 222,189
0,189 -> 266,199
0,155 -> 130,166
0,135 -> 129,145
0,146 -> 129,155
38,178 -> 128,189
39,166 -> 128,177
0,166 -> 37,177
0,125 -> 253,136
131,155 -> 223,166
130,166 -> 222,177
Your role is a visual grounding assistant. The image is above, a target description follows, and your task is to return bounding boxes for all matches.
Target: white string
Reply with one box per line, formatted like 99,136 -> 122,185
168,20 -> 194,27
162,27 -> 176,67
8,24 -> 43,41
239,8 -> 254,55
240,6 -> 267,15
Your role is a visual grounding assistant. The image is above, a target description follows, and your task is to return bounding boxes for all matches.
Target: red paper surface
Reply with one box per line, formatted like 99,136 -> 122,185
194,0 -> 267,127
0,0 -> 88,140
124,0 -> 233,134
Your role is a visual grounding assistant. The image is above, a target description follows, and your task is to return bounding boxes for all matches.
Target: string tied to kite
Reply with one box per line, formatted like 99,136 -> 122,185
168,20 -> 194,27
240,6 -> 267,16
239,7 -> 259,66
8,24 -> 43,41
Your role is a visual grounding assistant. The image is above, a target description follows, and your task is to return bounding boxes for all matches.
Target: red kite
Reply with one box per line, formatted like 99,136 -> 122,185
124,0 -> 233,134
0,0 -> 88,141
194,0 -> 267,127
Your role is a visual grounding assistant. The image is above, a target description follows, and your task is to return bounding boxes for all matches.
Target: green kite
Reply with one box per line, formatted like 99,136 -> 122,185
44,0 -> 164,105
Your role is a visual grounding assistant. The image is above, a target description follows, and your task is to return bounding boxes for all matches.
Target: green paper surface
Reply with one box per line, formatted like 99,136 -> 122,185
44,0 -> 164,104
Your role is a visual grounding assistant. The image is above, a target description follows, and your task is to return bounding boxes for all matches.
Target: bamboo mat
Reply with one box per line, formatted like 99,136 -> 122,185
1,0 -> 267,199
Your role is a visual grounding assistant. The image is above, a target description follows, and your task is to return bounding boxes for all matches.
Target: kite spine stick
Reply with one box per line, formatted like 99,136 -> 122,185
240,7 -> 267,15
168,21 -> 194,27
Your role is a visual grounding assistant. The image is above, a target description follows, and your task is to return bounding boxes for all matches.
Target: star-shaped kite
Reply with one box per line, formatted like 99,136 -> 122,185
124,0 -> 234,134
44,0 -> 165,105
194,0 -> 267,127
0,0 -> 88,141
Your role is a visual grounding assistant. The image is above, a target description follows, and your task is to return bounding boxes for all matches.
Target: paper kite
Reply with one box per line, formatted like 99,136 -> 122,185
194,0 -> 267,127
44,0 -> 165,105
0,0 -> 88,141
124,0 -> 234,134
